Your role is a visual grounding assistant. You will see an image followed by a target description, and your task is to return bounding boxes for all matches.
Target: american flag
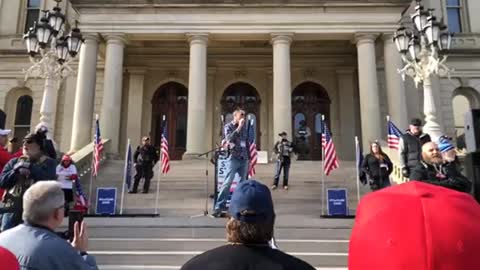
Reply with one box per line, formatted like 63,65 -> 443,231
92,115 -> 103,177
322,120 -> 339,176
247,119 -> 257,178
160,121 -> 170,174
387,120 -> 403,150
73,179 -> 88,210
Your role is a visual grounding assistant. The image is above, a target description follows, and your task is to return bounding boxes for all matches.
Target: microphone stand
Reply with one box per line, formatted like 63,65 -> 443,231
190,146 -> 226,218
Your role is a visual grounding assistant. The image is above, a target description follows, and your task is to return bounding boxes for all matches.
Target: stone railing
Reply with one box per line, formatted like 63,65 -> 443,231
70,139 -> 110,179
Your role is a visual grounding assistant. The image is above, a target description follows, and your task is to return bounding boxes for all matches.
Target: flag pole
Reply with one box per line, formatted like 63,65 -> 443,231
120,138 -> 130,215
355,136 -> 361,206
386,115 -> 392,167
87,114 -> 99,215
154,115 -> 165,216
321,114 -> 326,217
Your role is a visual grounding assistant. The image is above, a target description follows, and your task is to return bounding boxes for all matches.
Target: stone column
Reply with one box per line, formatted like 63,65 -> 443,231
100,34 -> 126,155
271,33 -> 293,141
383,34 -> 408,129
126,69 -> 145,149
70,34 -> 99,152
38,76 -> 59,140
184,33 -> 208,158
336,69 -> 357,160
355,33 -> 382,150
205,69 -> 215,150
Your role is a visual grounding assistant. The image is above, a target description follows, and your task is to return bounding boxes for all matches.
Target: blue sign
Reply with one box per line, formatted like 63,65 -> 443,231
327,188 -> 348,216
96,187 -> 117,215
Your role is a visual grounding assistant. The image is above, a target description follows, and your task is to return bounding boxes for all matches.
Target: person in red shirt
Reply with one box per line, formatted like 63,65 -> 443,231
0,129 -> 22,200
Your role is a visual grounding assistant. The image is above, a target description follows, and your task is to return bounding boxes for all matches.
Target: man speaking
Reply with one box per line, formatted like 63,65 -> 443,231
213,109 -> 249,218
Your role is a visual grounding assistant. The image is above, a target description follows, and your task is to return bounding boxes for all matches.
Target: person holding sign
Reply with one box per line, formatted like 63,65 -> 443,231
212,109 -> 249,218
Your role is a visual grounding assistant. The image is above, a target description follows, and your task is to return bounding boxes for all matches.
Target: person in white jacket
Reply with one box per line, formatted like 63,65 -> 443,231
56,155 -> 78,215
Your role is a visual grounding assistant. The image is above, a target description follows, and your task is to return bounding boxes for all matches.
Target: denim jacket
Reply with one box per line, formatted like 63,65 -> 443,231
224,121 -> 249,160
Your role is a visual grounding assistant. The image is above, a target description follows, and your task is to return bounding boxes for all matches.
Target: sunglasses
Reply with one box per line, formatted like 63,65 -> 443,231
143,138 -> 150,142
23,139 -> 34,144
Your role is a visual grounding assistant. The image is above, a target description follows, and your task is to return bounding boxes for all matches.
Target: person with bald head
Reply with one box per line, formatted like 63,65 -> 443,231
410,142 -> 471,193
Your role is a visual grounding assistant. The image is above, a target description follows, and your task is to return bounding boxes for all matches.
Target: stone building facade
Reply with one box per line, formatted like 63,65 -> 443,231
0,0 -> 479,161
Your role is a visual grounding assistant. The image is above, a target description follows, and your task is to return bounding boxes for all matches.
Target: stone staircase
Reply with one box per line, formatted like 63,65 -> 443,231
83,159 -> 371,216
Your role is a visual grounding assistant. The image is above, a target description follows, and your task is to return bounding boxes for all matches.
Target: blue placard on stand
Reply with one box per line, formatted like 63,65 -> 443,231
327,188 -> 348,216
96,187 -> 117,215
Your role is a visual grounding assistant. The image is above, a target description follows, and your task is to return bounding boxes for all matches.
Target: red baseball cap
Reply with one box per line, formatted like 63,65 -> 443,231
0,246 -> 19,270
349,181 -> 480,270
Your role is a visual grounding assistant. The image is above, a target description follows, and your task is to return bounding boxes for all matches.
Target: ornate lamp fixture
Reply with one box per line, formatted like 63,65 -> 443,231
392,0 -> 453,140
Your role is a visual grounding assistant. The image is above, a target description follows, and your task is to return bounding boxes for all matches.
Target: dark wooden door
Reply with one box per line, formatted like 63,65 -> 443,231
220,82 -> 261,148
151,82 -> 188,160
292,82 -> 331,160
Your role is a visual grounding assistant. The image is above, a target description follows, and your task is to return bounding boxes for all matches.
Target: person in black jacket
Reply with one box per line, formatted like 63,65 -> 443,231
35,123 -> 57,160
130,136 -> 159,194
0,131 -> 57,231
399,118 -> 431,178
361,142 -> 393,191
410,142 -> 471,193
271,132 -> 294,190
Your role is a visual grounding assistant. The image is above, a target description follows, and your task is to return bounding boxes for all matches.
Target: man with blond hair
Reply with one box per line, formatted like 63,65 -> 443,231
0,181 -> 98,270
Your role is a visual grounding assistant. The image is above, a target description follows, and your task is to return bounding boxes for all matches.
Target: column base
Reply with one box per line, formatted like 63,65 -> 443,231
182,152 -> 207,160
423,121 -> 443,143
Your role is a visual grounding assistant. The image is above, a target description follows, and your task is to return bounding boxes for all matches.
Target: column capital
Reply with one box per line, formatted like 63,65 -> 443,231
104,33 -> 128,46
83,33 -> 100,44
354,33 -> 379,45
186,33 -> 209,45
270,33 -> 294,45
127,68 -> 146,75
382,33 -> 395,43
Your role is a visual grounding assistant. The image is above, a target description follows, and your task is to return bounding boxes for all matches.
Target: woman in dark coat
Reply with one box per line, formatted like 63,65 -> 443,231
361,142 -> 393,191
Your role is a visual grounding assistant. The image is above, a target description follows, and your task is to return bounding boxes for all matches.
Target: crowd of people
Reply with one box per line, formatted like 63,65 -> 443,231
361,117 -> 472,194
0,113 -> 478,269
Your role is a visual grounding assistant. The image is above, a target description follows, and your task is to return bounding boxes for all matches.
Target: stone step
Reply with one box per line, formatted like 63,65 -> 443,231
90,238 -> 349,253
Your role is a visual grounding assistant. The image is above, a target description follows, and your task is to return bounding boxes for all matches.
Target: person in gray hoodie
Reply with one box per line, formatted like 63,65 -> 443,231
0,181 -> 98,270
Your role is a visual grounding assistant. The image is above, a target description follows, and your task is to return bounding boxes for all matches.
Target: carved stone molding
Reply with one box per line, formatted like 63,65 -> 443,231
234,69 -> 248,79
303,68 -> 316,78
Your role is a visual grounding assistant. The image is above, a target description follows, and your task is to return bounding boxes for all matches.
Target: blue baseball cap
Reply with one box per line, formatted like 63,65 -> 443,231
438,136 -> 454,153
229,180 -> 275,224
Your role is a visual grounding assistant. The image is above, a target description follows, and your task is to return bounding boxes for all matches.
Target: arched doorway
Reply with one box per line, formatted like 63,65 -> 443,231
221,82 -> 261,148
452,87 -> 480,150
292,82 -> 331,160
151,82 -> 188,160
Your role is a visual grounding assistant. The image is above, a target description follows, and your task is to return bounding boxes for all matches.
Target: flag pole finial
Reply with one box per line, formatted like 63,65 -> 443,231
386,115 -> 390,122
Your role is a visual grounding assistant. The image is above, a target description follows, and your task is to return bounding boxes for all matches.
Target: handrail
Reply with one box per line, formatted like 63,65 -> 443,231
70,139 -> 111,178
69,139 -> 110,210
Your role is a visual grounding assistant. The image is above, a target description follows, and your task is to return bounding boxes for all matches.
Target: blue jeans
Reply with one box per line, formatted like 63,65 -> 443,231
215,156 -> 248,211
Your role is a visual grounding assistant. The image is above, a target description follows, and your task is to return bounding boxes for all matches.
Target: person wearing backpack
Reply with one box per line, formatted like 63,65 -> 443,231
0,131 -> 57,232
